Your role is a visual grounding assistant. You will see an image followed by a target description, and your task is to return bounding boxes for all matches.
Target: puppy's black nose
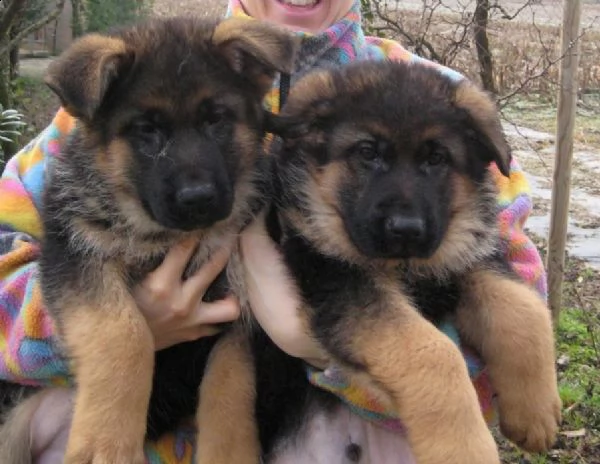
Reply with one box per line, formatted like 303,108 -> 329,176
384,214 -> 425,241
175,183 -> 217,210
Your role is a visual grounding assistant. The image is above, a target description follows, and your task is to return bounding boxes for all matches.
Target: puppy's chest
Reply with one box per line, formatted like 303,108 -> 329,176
123,230 -> 237,287
279,226 -> 461,324
400,274 -> 462,325
280,232 -> 378,314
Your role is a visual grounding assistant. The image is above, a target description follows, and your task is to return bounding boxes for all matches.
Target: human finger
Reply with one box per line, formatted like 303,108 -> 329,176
193,296 -> 241,326
144,237 -> 199,293
182,242 -> 234,304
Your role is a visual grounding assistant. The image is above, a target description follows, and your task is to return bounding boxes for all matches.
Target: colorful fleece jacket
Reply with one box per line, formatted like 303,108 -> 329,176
0,1 -> 547,462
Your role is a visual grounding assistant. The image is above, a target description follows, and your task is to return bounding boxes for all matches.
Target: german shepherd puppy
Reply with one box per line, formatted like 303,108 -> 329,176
0,17 -> 296,464
198,60 -> 562,463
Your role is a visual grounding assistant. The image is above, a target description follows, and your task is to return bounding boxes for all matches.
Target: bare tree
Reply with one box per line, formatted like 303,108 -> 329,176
367,0 -> 474,66
0,0 -> 66,57
71,0 -> 85,38
0,0 -> 65,158
473,0 -> 496,93
361,0 -> 558,96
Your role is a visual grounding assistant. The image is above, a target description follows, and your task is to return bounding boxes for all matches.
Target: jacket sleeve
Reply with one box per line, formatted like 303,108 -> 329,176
491,160 -> 547,297
0,109 -> 75,386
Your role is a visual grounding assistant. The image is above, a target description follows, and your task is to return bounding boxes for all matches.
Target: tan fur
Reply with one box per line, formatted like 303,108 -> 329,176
344,279 -> 500,463
45,35 -> 128,120
283,70 -> 336,114
212,17 -> 298,92
235,123 -> 265,172
302,161 -> 361,261
97,139 -> 136,195
455,270 -> 562,451
408,172 -> 498,278
196,329 -> 260,464
57,271 -> 154,464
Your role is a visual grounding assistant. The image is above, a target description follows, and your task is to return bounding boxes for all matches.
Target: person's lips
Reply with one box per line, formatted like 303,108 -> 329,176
277,0 -> 319,7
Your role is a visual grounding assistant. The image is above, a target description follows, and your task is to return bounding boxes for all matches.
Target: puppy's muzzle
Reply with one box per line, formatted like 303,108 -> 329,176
384,214 -> 426,243
175,182 -> 218,212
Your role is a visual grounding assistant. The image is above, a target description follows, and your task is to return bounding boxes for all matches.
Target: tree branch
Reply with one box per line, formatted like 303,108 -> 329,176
0,0 -> 27,39
0,0 -> 66,56
490,0 -> 534,21
372,0 -> 444,63
497,31 -> 585,108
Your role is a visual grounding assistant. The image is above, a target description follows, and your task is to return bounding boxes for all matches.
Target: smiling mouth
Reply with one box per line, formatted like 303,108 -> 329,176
277,0 -> 320,7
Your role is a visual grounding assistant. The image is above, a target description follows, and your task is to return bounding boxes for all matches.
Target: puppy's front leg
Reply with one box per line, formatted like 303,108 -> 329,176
330,285 -> 499,464
195,327 -> 260,464
58,271 -> 154,464
455,269 -> 561,452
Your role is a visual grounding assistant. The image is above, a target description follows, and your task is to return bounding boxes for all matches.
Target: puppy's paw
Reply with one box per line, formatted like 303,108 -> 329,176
498,383 -> 562,452
414,428 -> 501,464
410,416 -> 500,464
65,433 -> 145,464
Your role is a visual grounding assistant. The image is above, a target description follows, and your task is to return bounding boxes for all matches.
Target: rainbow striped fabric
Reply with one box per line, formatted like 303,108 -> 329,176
0,1 -> 547,461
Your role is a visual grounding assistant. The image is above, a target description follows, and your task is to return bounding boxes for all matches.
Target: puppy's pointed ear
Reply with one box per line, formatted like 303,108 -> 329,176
213,17 -> 298,95
264,112 -> 309,139
45,35 -> 133,122
454,81 -> 512,177
268,69 -> 337,139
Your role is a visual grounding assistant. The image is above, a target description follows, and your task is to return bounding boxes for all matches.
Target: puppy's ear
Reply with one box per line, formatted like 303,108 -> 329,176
213,17 -> 298,95
45,35 -> 132,122
264,112 -> 310,140
454,81 -> 512,177
267,69 -> 337,139
265,102 -> 334,140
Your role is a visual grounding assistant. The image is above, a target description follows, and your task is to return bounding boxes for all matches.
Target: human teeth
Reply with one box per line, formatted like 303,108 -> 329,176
281,0 -> 318,6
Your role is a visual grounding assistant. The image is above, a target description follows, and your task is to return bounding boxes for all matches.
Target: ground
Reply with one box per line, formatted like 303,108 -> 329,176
10,0 -> 600,462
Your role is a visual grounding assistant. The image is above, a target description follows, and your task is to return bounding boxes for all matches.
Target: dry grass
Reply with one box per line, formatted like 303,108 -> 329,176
366,2 -> 600,148
370,7 -> 600,101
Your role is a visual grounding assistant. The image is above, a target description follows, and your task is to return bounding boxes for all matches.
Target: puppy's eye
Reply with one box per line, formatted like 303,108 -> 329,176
207,106 -> 228,125
201,102 -> 230,127
356,141 -> 379,162
131,111 -> 165,136
132,119 -> 158,135
427,148 -> 448,166
422,142 -> 449,167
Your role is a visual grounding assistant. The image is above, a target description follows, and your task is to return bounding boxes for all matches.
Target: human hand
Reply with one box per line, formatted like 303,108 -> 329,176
240,213 -> 329,369
133,238 -> 241,351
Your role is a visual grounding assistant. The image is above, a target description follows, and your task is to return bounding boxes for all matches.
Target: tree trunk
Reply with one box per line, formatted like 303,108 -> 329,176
0,51 -> 11,109
9,27 -> 19,81
0,47 -> 17,163
9,46 -> 19,80
473,0 -> 496,94
71,0 -> 85,38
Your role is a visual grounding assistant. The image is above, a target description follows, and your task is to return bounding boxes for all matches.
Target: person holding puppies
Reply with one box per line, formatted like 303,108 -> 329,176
0,0 -> 549,462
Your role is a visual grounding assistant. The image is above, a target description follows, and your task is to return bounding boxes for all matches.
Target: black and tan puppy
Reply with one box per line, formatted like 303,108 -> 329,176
271,61 -> 562,462
0,16 -> 295,464
199,60 -> 562,463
